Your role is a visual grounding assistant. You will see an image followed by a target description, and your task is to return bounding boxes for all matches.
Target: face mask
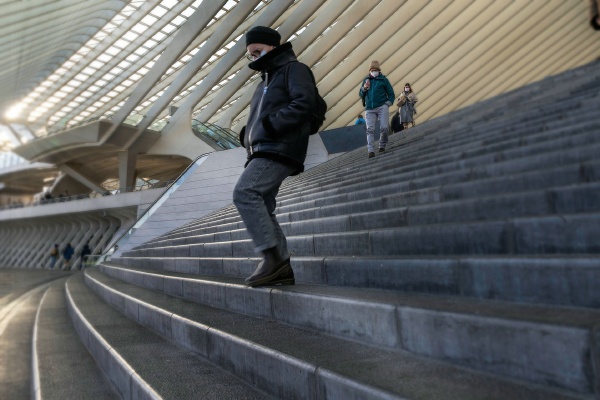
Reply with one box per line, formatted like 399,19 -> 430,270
370,71 -> 379,78
404,88 -> 410,92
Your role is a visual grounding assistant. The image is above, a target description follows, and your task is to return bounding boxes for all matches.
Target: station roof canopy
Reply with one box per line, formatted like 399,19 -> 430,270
1,0 -> 599,151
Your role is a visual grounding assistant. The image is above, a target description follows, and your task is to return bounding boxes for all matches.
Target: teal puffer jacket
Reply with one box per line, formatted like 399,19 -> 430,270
358,74 -> 395,110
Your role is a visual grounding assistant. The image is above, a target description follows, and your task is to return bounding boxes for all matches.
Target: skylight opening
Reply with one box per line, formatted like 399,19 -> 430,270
114,39 -> 130,49
123,31 -> 139,42
151,6 -> 169,18
105,46 -> 121,56
162,24 -> 177,34
172,16 -> 186,26
131,23 -> 148,34
141,39 -> 157,49
181,7 -> 195,18
153,32 -> 167,42
142,15 -> 158,26
161,0 -> 179,9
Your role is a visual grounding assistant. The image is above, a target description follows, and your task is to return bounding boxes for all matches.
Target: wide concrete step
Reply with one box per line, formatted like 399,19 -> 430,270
139,154 -> 600,250
65,273 -> 275,400
176,182 -> 600,247
155,106 -> 600,243
125,209 -> 600,261
33,277 -> 117,399
278,127 -> 600,203
280,102 -> 600,194
85,266 -> 593,399
109,255 -> 600,308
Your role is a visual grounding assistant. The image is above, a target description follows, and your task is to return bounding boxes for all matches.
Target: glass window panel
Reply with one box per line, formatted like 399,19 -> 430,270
172,16 -> 186,26
162,24 -> 177,34
161,0 -> 178,8
114,39 -> 129,49
151,6 -> 168,18
105,46 -> 120,56
143,39 -> 158,48
153,32 -> 166,42
181,7 -> 195,17
123,31 -> 139,41
82,67 -> 96,75
131,23 -> 148,34
141,15 -> 158,25
90,61 -> 104,69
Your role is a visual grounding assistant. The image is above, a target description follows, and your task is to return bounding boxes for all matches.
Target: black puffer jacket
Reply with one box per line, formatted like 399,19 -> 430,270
239,42 -> 317,175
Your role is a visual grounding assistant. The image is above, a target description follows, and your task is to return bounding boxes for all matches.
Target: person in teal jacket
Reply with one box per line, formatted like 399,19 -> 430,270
358,60 -> 395,158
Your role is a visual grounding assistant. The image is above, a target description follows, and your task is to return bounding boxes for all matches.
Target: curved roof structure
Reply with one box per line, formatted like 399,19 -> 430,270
0,0 -> 599,192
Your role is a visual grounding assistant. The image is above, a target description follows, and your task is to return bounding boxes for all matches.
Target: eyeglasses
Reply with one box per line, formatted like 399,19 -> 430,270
246,49 -> 263,61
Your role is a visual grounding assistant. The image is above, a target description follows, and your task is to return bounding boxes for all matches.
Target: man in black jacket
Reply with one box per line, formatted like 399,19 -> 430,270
233,26 -> 317,287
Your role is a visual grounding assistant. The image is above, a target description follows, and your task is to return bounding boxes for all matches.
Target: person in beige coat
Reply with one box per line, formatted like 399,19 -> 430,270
397,83 -> 418,129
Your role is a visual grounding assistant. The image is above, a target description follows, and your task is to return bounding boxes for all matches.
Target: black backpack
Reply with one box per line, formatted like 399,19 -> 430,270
284,62 -> 327,134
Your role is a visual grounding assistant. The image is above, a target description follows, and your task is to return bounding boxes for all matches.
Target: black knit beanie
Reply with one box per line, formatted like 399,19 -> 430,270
245,26 -> 281,47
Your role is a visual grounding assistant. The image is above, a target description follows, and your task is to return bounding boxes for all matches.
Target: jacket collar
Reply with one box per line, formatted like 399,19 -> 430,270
248,42 -> 296,77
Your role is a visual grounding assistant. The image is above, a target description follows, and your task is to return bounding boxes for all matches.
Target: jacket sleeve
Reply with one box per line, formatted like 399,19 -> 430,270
358,79 -> 367,99
266,62 -> 317,135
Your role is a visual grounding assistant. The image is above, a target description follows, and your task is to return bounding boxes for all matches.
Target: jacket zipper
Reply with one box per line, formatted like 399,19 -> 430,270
248,71 -> 269,155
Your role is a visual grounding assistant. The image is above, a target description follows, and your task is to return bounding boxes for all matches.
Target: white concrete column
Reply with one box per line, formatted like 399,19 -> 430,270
118,150 -> 137,192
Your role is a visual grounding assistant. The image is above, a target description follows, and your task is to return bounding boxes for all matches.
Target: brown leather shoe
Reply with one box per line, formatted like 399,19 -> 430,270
245,258 -> 294,287
368,152 -> 375,158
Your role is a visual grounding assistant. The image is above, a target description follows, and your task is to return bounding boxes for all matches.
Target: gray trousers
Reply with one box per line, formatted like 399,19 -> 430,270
365,104 -> 390,152
233,157 -> 295,258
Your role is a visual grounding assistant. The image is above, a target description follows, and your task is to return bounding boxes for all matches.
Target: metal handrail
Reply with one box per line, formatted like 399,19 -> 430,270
0,179 -> 174,211
191,119 -> 239,150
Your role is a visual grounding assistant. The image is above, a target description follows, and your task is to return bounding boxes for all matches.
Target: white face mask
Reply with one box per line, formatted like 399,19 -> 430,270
370,71 -> 379,78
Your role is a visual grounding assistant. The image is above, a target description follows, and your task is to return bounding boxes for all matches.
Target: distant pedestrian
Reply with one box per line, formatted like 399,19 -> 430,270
390,111 -> 403,134
354,114 -> 366,125
80,243 -> 91,269
397,83 -> 418,130
358,61 -> 395,158
62,243 -> 74,270
49,244 -> 59,269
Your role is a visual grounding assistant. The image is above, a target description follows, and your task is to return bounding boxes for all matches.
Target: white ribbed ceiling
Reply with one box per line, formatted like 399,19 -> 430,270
1,0 -> 599,150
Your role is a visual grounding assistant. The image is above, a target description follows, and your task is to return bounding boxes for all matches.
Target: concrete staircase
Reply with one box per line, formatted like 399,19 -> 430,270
38,60 -> 600,399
